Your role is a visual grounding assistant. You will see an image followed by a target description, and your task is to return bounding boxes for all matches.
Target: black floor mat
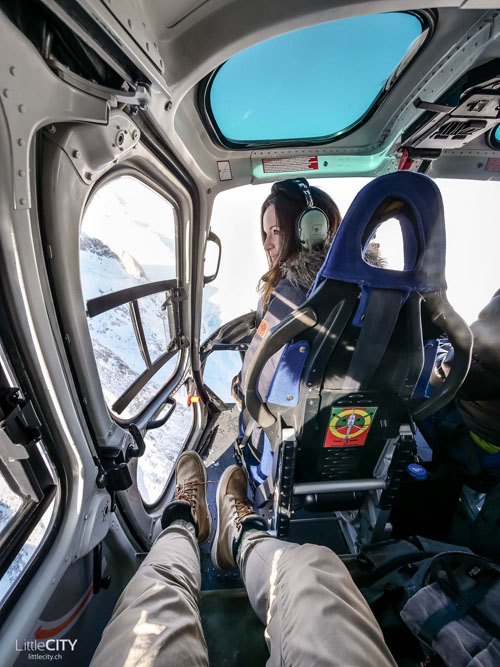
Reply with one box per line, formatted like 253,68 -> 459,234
201,444 -> 349,588
199,589 -> 269,667
201,444 -> 243,590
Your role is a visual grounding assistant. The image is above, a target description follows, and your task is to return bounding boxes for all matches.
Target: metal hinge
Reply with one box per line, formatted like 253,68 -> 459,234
162,287 -> 187,306
161,288 -> 187,343
49,58 -> 152,110
0,389 -> 41,461
94,452 -> 132,512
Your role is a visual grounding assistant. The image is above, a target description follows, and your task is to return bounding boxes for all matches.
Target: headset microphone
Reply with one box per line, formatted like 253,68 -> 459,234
292,178 -> 330,249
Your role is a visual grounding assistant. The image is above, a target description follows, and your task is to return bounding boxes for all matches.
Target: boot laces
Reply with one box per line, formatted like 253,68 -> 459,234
234,498 -> 254,525
174,480 -> 211,509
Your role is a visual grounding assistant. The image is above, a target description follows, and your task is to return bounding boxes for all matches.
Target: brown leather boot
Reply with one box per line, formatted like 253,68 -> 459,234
211,465 -> 267,570
161,451 -> 212,543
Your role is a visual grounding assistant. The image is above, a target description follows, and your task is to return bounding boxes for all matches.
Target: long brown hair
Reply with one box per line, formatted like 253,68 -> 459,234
259,179 -> 342,308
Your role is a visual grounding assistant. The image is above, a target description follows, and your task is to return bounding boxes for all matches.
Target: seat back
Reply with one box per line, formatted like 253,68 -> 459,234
242,172 -> 473,544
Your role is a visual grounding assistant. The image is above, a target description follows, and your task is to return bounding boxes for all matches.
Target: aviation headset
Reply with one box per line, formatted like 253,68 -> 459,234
274,178 -> 330,249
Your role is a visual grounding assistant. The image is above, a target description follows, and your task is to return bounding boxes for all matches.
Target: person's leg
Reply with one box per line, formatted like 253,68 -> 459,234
239,530 -> 396,667
212,465 -> 396,667
91,452 -> 211,667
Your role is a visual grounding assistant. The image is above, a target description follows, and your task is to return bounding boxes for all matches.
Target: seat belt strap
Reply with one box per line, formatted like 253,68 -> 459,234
343,288 -> 403,391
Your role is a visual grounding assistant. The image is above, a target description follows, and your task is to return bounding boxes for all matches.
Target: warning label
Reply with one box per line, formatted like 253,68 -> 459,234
324,407 -> 377,448
485,158 -> 500,173
262,156 -> 319,174
217,160 -> 233,181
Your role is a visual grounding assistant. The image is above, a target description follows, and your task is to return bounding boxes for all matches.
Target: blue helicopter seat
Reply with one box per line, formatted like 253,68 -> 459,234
241,171 -> 473,541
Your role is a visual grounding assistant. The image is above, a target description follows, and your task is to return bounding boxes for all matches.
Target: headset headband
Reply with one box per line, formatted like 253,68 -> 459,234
293,178 -> 315,210
291,178 -> 330,249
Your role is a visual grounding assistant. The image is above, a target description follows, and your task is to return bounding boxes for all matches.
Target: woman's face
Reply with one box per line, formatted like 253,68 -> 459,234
263,205 -> 284,265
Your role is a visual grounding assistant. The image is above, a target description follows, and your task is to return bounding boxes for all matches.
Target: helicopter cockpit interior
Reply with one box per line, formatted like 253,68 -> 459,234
0,1 -> 499,665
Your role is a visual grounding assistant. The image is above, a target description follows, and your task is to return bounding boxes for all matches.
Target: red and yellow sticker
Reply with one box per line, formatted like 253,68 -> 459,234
324,407 -> 377,448
257,319 -> 269,337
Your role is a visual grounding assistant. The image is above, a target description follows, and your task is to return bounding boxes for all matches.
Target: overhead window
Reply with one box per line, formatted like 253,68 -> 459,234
203,12 -> 428,147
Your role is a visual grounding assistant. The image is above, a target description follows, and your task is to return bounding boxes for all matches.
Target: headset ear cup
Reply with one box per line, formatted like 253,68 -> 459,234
297,209 -> 330,248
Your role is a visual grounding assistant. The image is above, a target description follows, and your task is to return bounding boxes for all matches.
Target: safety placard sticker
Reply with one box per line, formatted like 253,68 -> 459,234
485,158 -> 500,173
262,156 -> 319,174
217,160 -> 233,181
324,407 -> 377,448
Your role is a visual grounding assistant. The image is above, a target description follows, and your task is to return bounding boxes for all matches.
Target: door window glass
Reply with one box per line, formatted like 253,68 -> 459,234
0,498 -> 55,604
80,176 -> 179,417
0,471 -> 24,538
137,385 -> 194,504
203,351 -> 243,404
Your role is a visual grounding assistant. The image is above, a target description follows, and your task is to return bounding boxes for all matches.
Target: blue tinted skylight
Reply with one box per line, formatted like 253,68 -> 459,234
208,12 -> 425,144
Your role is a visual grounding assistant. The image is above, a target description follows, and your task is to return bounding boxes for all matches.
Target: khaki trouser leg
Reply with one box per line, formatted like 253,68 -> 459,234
90,523 -> 208,667
238,530 -> 397,667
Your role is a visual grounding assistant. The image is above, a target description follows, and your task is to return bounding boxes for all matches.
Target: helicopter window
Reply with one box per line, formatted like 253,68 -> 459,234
0,351 -> 58,606
137,385 -> 194,505
0,493 -> 55,606
204,11 -> 428,147
0,472 -> 23,532
363,201 -> 409,271
364,218 -> 405,271
203,351 -> 244,404
202,183 -> 269,340
80,176 -> 180,419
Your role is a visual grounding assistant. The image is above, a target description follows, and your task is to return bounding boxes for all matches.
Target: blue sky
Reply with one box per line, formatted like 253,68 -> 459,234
210,12 -> 423,141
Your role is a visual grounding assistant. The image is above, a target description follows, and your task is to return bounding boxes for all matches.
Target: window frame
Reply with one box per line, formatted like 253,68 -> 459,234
198,10 -> 435,150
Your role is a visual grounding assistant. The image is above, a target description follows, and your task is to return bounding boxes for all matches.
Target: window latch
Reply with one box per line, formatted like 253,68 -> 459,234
161,287 -> 187,343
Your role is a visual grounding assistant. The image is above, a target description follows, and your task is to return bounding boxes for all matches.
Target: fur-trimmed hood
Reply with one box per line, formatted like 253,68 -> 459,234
280,242 -> 386,290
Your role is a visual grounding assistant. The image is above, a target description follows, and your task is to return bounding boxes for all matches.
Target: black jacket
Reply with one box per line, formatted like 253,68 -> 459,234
456,289 -> 500,446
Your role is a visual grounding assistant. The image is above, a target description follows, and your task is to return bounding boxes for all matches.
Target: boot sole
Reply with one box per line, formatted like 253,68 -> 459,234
211,464 -> 240,571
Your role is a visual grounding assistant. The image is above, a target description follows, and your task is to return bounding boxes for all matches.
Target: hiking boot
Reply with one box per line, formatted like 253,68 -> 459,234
161,451 -> 212,543
211,465 -> 267,570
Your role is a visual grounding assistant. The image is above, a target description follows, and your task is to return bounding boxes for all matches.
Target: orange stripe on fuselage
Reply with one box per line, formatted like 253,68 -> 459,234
34,584 -> 94,640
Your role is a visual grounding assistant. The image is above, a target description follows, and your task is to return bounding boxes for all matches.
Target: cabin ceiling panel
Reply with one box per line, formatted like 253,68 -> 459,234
98,0 -> 164,71
162,0 -> 211,29
154,0 -> 463,90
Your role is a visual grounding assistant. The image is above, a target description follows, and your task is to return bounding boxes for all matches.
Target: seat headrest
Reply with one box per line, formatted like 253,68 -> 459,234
315,171 -> 447,294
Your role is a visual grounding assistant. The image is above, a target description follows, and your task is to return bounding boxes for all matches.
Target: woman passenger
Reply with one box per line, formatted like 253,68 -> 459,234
258,178 -> 342,319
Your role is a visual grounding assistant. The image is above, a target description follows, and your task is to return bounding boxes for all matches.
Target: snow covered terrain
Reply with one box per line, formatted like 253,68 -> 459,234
0,469 -> 55,603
